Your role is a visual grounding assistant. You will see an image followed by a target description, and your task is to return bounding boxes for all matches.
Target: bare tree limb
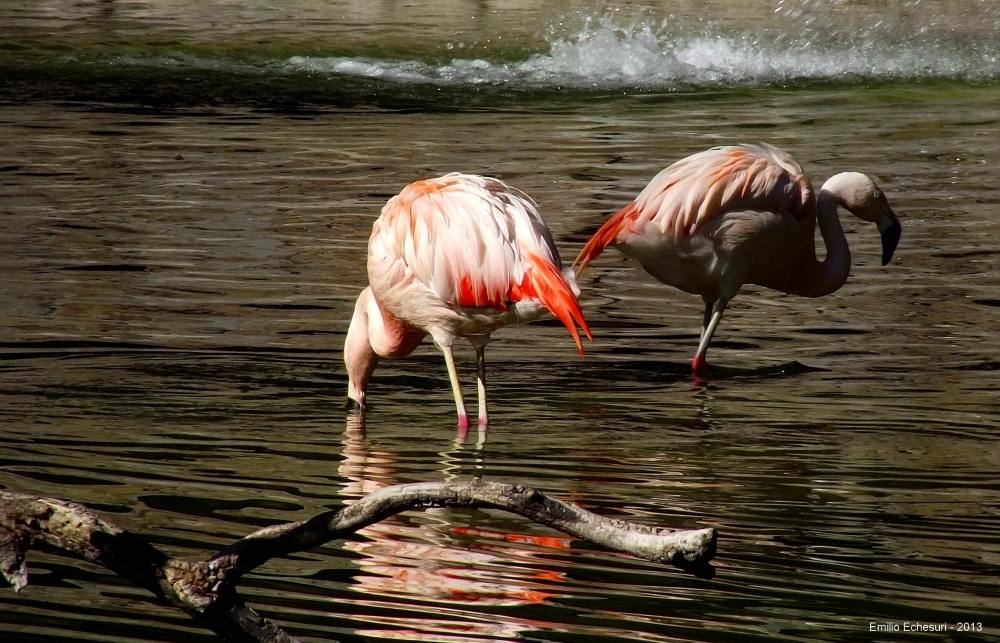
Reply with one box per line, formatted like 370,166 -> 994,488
0,493 -> 286,642
214,480 -> 716,578
0,480 -> 717,642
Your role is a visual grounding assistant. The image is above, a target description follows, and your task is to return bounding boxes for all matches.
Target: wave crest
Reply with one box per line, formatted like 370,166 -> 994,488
285,13 -> 1000,91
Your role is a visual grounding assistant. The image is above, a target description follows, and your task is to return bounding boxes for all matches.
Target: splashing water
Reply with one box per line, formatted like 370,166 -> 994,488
284,12 -> 1000,91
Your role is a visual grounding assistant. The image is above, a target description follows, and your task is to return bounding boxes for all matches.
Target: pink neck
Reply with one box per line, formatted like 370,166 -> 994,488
369,297 -> 426,359
345,288 -> 426,407
790,189 -> 851,297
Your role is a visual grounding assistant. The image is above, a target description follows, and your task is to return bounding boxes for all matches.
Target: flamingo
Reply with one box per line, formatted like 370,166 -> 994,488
345,173 -> 592,427
574,143 -> 902,374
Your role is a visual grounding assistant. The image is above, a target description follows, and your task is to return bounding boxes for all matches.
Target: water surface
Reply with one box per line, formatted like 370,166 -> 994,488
2,1 -> 1000,642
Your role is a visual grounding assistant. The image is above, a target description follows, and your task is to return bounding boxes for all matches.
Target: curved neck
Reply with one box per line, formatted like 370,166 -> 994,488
345,289 -> 380,406
367,295 -> 426,359
344,288 -> 428,404
794,188 -> 851,297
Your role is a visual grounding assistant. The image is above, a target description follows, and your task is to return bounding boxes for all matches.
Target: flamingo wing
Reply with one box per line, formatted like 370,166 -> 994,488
369,173 -> 592,352
575,143 -> 815,270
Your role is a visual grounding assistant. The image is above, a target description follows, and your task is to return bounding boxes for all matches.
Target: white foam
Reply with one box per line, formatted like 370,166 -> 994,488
284,14 -> 1000,90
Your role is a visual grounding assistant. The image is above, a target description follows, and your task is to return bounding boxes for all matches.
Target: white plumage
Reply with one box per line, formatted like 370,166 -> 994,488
347,173 -> 591,427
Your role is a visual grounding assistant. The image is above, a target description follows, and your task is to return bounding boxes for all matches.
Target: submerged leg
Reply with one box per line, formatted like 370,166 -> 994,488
692,298 -> 728,375
438,342 -> 468,429
469,335 -> 491,426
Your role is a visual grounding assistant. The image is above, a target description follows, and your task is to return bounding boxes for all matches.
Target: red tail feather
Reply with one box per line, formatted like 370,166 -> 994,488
517,251 -> 593,357
573,202 -> 638,273
458,274 -> 508,310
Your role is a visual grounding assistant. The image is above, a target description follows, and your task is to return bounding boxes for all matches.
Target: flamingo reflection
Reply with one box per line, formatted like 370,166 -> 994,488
337,414 -> 572,640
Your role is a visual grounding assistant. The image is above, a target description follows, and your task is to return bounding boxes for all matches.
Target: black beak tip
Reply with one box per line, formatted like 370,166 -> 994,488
346,398 -> 364,412
881,221 -> 902,266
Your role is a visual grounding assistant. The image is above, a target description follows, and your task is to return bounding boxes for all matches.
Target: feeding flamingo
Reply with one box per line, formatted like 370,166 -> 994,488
575,143 -> 901,374
345,173 -> 591,427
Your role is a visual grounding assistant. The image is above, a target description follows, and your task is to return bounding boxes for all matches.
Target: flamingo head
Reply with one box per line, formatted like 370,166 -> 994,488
826,172 -> 902,266
345,287 -> 379,410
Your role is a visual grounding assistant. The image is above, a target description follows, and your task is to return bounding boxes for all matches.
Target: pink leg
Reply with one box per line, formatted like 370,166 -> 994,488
692,298 -> 727,376
438,342 -> 469,428
471,336 -> 490,426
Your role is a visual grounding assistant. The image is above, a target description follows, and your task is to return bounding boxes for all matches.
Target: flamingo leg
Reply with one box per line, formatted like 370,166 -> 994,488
438,343 -> 469,429
700,300 -> 713,343
692,298 -> 728,375
469,335 -> 490,426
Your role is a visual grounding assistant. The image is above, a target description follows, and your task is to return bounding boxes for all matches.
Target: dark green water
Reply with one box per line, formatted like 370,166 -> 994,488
2,1 -> 1000,642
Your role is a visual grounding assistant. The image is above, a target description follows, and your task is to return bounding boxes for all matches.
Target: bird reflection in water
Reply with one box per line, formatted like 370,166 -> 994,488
338,414 -> 571,641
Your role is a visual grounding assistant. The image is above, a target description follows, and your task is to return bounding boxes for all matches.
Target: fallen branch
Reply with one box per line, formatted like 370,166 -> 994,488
0,479 -> 717,642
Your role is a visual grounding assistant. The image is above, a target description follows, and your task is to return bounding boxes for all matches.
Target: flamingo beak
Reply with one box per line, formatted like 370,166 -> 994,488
877,210 -> 901,266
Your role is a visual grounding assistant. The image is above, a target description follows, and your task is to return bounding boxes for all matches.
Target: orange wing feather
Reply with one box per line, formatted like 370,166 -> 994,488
372,173 -> 592,353
574,202 -> 640,273
513,250 -> 592,356
574,144 -> 814,272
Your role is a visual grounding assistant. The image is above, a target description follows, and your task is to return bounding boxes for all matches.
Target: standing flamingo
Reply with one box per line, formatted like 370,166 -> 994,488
345,173 -> 592,427
575,143 -> 901,374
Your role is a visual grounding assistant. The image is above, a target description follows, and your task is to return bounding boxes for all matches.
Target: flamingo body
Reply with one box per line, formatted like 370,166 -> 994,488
347,173 -> 591,426
575,143 -> 901,373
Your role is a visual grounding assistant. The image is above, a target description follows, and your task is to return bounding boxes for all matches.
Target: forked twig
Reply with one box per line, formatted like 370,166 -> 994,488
0,480 -> 717,643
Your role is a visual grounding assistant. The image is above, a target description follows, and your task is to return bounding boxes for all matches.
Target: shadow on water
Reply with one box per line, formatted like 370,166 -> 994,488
530,358 -> 827,390
955,361 -> 1000,371
696,360 -> 828,379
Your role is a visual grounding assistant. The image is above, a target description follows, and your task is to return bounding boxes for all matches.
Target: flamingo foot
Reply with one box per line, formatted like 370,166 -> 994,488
691,354 -> 709,376
457,412 -> 470,430
478,416 -> 488,426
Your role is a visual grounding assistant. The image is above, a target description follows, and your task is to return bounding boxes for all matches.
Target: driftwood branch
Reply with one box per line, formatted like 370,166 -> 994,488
0,480 -> 717,642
